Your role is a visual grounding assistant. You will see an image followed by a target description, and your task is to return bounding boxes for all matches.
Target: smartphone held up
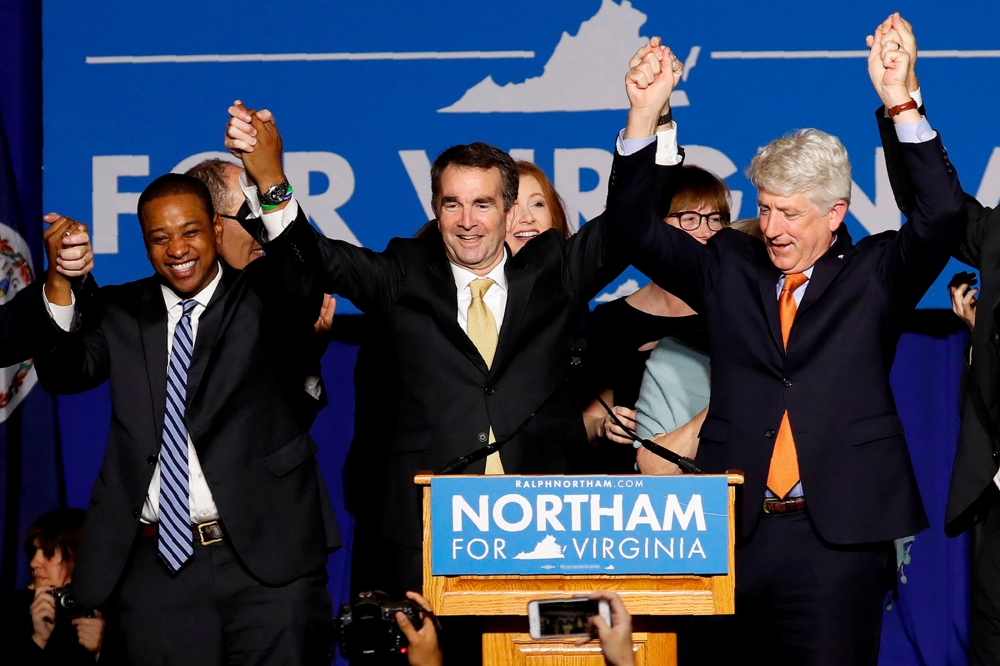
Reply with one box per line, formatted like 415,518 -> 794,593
527,597 -> 612,640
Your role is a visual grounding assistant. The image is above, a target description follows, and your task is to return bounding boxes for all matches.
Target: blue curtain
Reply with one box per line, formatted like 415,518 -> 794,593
880,328 -> 970,665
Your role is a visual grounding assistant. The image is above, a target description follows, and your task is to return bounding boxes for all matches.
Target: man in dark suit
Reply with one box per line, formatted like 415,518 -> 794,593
223,104 -> 628,599
875,15 -> 1000,664
609,33 -> 965,663
33,141 -> 339,662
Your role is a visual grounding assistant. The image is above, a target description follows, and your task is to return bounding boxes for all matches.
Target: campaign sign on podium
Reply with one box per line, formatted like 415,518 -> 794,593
430,475 -> 729,576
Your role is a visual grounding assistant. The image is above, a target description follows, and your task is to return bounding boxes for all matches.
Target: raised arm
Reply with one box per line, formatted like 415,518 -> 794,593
607,39 -> 716,312
224,102 -> 401,316
865,16 -> 967,307
33,217 -> 109,394
873,17 -> 992,270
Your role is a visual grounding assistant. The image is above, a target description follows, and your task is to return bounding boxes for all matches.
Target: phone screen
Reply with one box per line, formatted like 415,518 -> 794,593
535,599 -> 601,637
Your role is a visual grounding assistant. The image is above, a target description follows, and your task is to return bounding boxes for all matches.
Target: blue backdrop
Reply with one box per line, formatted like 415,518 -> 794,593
0,1 -> 990,664
39,0 -> 1000,310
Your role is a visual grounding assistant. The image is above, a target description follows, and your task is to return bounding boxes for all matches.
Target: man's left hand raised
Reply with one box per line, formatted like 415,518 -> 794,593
624,37 -> 683,140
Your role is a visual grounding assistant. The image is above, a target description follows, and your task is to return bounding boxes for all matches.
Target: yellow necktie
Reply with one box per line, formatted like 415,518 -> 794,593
467,278 -> 504,474
766,273 -> 809,499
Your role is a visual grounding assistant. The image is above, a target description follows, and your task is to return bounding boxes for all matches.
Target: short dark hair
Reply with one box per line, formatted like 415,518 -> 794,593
23,508 -> 86,564
431,142 -> 518,212
662,165 -> 732,220
185,159 -> 242,215
137,173 -> 215,229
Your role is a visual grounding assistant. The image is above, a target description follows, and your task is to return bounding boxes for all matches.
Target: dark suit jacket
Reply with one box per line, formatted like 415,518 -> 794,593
609,136 -> 966,544
878,106 -> 1000,535
301,215 -> 626,548
32,211 -> 339,608
0,280 -> 82,366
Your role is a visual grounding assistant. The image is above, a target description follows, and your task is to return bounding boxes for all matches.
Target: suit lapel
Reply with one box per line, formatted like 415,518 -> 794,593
797,226 -> 856,316
138,280 -> 169,444
757,261 -> 784,353
184,266 -> 236,407
490,252 -> 535,380
429,258 -> 490,375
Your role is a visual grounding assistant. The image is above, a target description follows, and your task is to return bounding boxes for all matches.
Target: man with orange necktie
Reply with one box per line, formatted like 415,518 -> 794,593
608,30 -> 965,664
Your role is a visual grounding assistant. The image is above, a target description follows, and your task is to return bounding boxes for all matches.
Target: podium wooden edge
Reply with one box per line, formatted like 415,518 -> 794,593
417,471 -> 742,617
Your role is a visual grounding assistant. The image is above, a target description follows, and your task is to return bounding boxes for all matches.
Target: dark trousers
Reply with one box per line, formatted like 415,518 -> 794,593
970,489 -> 1000,666
114,532 -> 334,665
707,510 -> 894,666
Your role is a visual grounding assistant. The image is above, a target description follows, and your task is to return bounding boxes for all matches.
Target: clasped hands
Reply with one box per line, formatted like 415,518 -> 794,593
866,12 -> 921,121
225,100 -> 285,191
42,213 -> 93,306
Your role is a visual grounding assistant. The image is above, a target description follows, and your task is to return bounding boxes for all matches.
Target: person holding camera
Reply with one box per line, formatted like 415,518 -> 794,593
0,508 -> 110,663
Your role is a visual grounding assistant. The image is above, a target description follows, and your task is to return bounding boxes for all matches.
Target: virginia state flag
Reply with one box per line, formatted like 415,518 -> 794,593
0,106 -> 64,588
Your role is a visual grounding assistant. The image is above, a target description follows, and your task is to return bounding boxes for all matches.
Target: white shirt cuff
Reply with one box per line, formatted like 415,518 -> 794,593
654,121 -> 682,166
616,129 -> 657,156
304,375 -> 322,400
894,116 -> 937,144
42,288 -> 77,332
239,172 -> 300,241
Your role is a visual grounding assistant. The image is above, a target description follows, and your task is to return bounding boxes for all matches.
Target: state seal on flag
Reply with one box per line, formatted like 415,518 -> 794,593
0,220 -> 37,419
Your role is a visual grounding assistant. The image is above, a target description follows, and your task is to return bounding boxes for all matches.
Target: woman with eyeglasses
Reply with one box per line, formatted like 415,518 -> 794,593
583,166 -> 729,472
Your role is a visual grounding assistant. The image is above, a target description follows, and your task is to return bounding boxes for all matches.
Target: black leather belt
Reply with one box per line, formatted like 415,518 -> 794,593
762,497 -> 806,514
138,520 -> 225,546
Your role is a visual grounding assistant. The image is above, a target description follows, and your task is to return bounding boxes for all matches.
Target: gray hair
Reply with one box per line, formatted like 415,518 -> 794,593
184,159 -> 244,215
745,129 -> 852,210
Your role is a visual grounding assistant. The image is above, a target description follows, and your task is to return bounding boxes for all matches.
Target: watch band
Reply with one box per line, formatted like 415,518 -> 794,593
261,183 -> 293,212
886,100 -> 919,118
657,107 -> 673,127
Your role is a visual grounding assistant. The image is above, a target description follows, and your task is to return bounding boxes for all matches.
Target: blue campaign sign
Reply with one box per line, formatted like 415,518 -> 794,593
42,1 -> 1000,310
430,475 -> 730,576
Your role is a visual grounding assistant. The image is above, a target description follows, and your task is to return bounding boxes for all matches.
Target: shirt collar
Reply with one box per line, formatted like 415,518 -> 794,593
450,250 -> 508,294
781,233 -> 837,282
160,261 -> 224,312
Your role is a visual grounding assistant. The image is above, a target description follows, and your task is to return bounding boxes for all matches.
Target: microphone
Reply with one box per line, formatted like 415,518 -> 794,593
438,384 -> 563,474
593,393 -> 703,474
439,336 -> 703,475
439,337 -> 586,475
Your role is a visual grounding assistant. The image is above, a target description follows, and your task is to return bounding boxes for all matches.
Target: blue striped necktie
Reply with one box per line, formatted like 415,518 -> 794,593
158,299 -> 198,572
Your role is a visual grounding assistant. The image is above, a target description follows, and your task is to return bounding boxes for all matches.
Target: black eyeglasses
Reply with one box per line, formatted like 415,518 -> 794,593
666,211 -> 730,231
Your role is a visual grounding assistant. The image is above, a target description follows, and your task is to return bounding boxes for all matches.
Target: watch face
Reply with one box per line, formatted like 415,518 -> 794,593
262,181 -> 289,204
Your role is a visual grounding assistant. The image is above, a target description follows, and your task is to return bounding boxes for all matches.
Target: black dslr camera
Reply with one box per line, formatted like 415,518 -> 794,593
51,585 -> 90,620
336,591 -> 424,663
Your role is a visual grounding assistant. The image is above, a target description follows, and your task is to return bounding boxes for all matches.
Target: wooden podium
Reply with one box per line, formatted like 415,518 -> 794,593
415,473 -> 743,666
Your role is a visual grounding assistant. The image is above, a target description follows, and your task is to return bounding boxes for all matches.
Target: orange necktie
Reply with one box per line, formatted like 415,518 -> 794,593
766,273 -> 808,498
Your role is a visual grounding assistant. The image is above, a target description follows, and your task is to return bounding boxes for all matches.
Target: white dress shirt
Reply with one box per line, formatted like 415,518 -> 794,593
141,267 -> 223,523
44,265 -> 224,524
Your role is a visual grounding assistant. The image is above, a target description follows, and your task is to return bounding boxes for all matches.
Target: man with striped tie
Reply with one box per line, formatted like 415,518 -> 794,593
607,35 -> 965,663
34,164 -> 338,663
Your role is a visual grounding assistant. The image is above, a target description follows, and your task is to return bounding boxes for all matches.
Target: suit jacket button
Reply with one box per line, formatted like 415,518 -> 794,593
782,378 -> 792,387
765,429 -> 775,439
132,509 -> 140,519
147,454 -> 157,465
478,432 -> 488,442
485,387 -> 495,396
